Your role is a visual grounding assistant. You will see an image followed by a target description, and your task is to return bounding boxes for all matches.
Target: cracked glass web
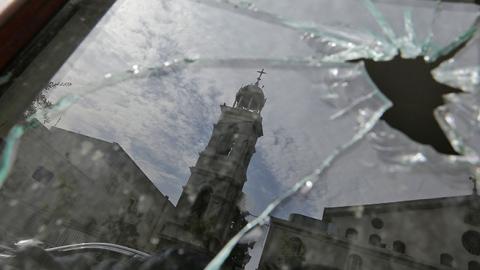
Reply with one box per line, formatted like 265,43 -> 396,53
0,0 -> 479,269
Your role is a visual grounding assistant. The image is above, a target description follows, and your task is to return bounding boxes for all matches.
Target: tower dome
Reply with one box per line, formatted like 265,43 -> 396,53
233,69 -> 267,113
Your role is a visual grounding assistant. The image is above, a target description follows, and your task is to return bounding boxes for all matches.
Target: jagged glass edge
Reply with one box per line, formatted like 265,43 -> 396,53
434,93 -> 480,164
431,25 -> 480,93
431,24 -> 480,165
433,65 -> 480,93
363,0 -> 397,45
423,26 -> 478,63
397,9 -> 422,58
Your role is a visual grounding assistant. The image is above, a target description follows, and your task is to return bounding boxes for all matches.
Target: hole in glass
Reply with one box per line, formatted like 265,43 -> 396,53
363,56 -> 462,155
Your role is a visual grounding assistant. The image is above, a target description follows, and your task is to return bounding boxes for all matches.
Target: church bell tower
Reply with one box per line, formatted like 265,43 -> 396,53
174,70 -> 267,252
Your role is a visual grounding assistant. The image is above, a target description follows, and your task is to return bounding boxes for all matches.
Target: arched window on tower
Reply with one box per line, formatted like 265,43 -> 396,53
190,187 -> 212,219
216,124 -> 238,156
345,254 -> 363,270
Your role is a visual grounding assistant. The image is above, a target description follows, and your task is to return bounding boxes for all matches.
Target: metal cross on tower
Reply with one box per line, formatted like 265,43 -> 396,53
255,68 -> 267,86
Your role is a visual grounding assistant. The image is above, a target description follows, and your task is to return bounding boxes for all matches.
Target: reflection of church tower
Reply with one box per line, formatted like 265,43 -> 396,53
171,70 -> 267,255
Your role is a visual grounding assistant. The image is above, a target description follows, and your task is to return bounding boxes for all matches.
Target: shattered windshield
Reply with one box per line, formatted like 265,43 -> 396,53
0,0 -> 479,269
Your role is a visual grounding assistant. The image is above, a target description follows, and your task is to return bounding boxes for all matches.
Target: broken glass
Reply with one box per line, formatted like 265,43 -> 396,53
0,0 -> 478,269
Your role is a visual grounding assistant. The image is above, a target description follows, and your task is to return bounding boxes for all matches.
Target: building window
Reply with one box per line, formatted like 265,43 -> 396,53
127,197 -> 137,212
345,254 -> 362,270
393,240 -> 406,254
190,188 -> 212,219
469,261 -> 480,270
32,166 -> 54,183
287,237 -> 305,257
345,228 -> 358,241
440,253 -> 454,267
371,218 -> 384,229
216,135 -> 232,155
216,124 -> 238,155
463,230 -> 480,255
369,234 -> 382,247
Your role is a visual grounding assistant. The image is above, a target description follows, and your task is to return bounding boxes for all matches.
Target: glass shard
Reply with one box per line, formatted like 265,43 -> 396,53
435,93 -> 480,162
432,26 -> 480,92
396,9 -> 422,58
421,1 -> 479,62
363,0 -> 397,45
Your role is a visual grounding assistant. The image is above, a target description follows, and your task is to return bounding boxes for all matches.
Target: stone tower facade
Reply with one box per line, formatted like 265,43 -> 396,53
161,71 -> 267,260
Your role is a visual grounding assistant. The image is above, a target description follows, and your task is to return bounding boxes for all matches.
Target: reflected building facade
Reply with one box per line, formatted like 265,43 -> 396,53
0,119 -> 174,251
259,193 -> 480,270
